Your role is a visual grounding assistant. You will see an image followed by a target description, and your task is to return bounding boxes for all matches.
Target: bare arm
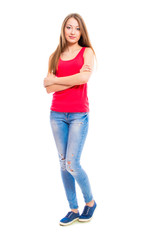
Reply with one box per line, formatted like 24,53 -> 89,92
54,48 -> 94,85
45,64 -> 92,93
44,47 -> 94,93
44,48 -> 94,87
44,71 -> 74,93
53,72 -> 89,86
46,84 -> 74,93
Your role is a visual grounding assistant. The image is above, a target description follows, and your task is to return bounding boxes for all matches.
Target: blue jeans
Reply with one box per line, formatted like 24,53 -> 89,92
50,111 -> 93,209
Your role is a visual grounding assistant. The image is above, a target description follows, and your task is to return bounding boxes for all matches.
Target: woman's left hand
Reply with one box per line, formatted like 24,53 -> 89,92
44,73 -> 57,87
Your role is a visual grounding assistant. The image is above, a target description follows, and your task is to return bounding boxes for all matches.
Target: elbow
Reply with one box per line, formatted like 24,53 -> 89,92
81,72 -> 92,84
45,87 -> 52,94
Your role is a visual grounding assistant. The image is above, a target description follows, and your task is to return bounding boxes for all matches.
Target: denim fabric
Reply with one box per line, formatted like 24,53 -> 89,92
50,111 -> 93,209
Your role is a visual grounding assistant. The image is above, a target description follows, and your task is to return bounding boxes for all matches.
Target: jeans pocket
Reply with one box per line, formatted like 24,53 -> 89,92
71,112 -> 89,124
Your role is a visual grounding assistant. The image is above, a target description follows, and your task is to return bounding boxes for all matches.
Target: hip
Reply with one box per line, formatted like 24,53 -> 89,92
50,111 -> 89,125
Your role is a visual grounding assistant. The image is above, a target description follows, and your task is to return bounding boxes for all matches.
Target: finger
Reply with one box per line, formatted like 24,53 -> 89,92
84,65 -> 92,69
83,64 -> 91,67
84,67 -> 92,71
82,66 -> 92,71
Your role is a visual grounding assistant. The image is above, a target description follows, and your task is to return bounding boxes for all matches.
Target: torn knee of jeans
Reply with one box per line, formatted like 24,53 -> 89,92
69,166 -> 74,172
59,154 -> 66,170
59,153 -> 65,160
60,153 -> 65,160
60,161 -> 66,171
67,161 -> 74,172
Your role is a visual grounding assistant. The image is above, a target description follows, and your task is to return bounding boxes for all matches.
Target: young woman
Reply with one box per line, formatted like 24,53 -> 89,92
44,13 -> 97,226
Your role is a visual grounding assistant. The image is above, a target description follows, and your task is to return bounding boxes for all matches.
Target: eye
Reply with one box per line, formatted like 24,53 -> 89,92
66,26 -> 71,29
77,28 -> 80,31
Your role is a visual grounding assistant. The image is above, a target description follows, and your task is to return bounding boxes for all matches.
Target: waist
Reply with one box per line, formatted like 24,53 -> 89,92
50,84 -> 89,112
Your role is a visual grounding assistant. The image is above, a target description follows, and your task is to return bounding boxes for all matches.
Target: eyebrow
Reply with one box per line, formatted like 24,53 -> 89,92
66,24 -> 80,27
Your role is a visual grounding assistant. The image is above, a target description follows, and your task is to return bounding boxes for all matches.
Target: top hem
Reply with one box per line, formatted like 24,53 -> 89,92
50,108 -> 89,113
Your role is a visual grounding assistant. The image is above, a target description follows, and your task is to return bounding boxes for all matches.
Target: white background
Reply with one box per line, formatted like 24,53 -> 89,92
0,0 -> 160,239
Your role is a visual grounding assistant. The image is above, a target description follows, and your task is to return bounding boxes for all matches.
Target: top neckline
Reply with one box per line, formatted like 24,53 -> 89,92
60,47 -> 85,62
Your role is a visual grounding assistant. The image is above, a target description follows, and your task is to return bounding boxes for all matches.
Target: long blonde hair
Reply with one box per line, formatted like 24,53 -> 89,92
48,13 -> 96,74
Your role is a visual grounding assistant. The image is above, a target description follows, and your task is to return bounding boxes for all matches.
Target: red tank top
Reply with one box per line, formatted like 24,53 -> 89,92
50,47 -> 89,112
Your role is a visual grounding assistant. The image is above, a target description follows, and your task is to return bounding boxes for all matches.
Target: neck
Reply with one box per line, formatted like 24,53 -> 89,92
65,43 -> 81,52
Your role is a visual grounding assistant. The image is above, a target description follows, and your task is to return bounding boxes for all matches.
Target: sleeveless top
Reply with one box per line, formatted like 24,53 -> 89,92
50,47 -> 89,112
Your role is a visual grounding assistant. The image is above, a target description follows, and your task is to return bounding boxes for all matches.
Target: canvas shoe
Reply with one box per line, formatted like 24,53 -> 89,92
59,211 -> 79,226
79,201 -> 97,222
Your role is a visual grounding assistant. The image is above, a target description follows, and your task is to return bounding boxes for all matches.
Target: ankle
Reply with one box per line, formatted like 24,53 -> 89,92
71,209 -> 79,214
86,200 -> 94,207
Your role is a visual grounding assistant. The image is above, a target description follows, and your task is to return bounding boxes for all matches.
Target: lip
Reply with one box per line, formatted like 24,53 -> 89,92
69,36 -> 76,39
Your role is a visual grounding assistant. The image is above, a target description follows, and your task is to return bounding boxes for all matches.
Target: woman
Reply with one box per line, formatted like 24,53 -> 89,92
44,13 -> 97,226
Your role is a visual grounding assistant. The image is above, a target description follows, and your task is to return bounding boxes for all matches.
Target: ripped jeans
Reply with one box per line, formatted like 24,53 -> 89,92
50,111 -> 93,209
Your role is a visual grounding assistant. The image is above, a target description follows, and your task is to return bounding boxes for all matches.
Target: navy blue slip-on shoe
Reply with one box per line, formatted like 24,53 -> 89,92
79,201 -> 97,222
59,211 -> 80,226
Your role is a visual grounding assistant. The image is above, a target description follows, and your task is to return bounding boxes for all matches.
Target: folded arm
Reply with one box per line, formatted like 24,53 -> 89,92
46,84 -> 74,94
44,47 -> 94,93
54,72 -> 92,86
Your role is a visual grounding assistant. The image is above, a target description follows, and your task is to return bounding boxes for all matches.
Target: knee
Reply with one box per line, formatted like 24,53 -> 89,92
66,160 -> 82,175
66,160 -> 74,173
59,153 -> 66,171
66,160 -> 78,174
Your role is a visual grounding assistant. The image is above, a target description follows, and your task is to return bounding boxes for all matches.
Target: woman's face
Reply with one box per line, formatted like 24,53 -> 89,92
64,17 -> 81,45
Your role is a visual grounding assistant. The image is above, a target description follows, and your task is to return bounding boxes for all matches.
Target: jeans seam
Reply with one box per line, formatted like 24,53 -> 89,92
76,117 -> 88,161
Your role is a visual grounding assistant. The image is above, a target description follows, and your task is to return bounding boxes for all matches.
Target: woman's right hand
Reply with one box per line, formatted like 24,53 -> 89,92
80,64 -> 92,73
44,73 -> 57,87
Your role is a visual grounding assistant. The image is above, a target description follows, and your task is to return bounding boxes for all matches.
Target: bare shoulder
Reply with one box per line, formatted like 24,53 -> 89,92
84,47 -> 94,56
83,47 -> 94,66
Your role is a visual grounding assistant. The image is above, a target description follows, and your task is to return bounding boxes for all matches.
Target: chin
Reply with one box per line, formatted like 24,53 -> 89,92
67,40 -> 78,44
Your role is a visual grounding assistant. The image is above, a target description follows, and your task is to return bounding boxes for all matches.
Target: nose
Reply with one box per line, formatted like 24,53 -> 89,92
71,28 -> 75,34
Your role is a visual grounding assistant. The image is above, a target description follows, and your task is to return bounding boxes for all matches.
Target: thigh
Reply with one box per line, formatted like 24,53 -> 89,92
50,111 -> 69,158
66,112 -> 89,160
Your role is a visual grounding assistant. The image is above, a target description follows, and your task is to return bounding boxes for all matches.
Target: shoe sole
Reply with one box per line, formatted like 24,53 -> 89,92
59,217 -> 79,226
78,216 -> 93,222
